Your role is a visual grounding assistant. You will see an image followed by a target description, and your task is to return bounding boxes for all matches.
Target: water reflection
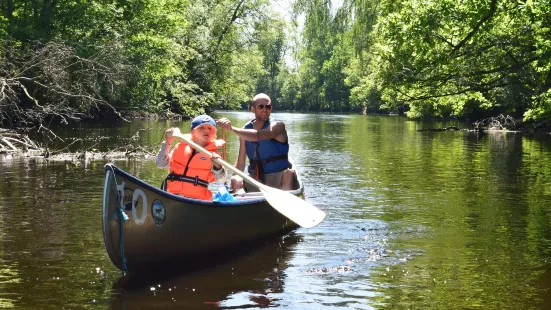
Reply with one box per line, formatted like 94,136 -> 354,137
2,113 -> 551,309
110,234 -> 300,309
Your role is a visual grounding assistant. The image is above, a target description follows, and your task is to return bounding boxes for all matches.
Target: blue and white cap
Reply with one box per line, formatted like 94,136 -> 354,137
190,115 -> 216,131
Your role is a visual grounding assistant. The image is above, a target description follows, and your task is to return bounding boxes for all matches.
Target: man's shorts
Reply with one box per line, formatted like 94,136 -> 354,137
244,169 -> 286,192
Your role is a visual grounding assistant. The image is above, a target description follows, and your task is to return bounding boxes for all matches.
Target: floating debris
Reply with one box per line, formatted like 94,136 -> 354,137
305,265 -> 353,274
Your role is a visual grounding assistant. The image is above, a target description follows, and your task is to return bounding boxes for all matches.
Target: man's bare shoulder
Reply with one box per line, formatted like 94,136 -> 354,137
269,119 -> 286,129
268,120 -> 287,142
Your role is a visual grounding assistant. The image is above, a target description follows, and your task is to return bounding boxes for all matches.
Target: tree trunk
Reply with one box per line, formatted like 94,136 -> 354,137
31,0 -> 38,25
39,0 -> 57,38
212,0 -> 246,59
5,0 -> 13,21
544,68 -> 551,90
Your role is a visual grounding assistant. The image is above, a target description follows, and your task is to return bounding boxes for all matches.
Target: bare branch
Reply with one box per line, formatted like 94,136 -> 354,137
1,137 -> 18,151
1,40 -> 129,134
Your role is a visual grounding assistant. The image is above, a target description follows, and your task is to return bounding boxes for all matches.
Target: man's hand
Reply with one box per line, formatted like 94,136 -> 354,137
216,118 -> 233,131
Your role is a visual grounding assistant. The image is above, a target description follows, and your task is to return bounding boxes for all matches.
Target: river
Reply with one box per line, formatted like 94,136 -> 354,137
1,111 -> 551,309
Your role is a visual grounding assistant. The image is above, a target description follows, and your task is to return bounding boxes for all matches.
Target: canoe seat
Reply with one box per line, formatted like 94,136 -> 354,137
234,192 -> 265,201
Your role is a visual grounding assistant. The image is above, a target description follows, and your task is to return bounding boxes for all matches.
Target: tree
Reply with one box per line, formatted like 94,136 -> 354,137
253,16 -> 287,105
0,0 -> 281,127
347,0 -> 551,121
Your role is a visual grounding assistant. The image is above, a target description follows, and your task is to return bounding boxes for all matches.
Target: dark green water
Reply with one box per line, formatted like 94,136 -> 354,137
1,112 -> 551,309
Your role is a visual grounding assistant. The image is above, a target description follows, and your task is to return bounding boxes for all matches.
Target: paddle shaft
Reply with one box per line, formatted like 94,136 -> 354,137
172,131 -> 327,228
222,128 -> 227,161
173,133 -> 271,192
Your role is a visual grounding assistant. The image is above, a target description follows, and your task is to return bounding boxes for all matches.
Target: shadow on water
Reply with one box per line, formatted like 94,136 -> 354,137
110,233 -> 301,309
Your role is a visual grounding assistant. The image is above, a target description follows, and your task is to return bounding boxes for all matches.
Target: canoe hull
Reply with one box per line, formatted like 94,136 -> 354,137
102,164 -> 302,271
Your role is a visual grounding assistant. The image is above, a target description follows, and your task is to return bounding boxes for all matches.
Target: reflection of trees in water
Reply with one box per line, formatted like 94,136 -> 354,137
110,233 -> 300,309
0,160 -> 71,261
0,160 -> 118,308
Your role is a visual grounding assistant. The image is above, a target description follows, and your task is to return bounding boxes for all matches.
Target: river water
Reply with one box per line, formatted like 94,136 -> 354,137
1,111 -> 551,309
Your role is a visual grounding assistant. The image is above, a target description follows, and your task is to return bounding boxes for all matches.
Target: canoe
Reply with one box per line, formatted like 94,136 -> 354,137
102,163 -> 303,272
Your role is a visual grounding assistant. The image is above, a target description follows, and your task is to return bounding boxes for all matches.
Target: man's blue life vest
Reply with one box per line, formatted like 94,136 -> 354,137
244,118 -> 291,176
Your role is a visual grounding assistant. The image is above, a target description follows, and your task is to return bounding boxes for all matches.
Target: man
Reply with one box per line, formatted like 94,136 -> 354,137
217,93 -> 296,192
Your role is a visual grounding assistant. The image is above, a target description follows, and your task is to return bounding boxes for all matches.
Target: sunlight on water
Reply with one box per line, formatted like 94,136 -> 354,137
1,113 -> 551,309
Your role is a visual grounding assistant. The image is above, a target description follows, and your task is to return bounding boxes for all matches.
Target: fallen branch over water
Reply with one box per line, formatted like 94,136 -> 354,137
417,126 -> 462,132
42,148 -> 156,162
0,128 -> 157,161
4,147 -> 157,162
474,114 -> 518,132
0,129 -> 41,154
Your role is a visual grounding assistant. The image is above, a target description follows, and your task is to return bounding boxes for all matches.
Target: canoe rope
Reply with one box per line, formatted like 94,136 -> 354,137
111,168 -> 129,273
117,203 -> 129,273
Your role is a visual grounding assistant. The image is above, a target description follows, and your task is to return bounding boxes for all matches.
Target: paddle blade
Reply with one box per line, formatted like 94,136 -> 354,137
260,187 -> 326,228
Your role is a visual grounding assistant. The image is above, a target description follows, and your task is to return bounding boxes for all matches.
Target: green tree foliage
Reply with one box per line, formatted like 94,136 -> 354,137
253,17 -> 287,105
278,67 -> 301,109
361,0 -> 551,120
284,0 -> 551,121
4,0 -> 550,122
290,0 -> 353,112
0,0 -> 285,130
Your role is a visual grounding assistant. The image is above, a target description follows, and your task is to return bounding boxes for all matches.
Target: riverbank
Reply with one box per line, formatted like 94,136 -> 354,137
408,114 -> 551,134
0,126 -> 157,160
2,112 -> 550,158
0,137 -> 156,162
0,109 -> 190,157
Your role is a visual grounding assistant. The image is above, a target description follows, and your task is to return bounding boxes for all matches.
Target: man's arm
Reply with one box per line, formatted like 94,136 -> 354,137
235,137 -> 247,171
230,121 -> 287,143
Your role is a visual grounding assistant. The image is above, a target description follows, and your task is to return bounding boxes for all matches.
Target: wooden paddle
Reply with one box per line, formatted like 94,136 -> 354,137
221,128 -> 227,161
173,132 -> 326,228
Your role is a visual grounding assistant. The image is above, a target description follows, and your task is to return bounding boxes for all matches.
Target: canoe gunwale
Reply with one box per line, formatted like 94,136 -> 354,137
104,163 -> 304,206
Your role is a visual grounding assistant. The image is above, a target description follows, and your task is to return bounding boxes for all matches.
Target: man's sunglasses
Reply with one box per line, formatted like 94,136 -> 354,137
255,104 -> 272,110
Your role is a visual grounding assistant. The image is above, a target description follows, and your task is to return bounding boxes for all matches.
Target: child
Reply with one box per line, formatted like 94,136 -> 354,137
156,115 -> 226,200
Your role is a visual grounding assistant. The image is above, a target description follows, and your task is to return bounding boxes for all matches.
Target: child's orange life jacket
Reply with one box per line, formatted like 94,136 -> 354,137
166,135 -> 225,200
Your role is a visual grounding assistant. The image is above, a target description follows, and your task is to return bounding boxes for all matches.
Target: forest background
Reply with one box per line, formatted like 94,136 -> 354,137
1,0 -> 551,136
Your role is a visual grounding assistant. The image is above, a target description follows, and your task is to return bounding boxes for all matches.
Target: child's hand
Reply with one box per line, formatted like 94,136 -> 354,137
211,153 -> 222,169
164,127 -> 180,144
